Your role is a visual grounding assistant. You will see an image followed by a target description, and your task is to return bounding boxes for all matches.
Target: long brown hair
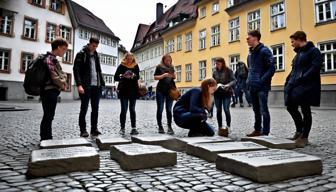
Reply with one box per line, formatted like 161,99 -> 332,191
160,54 -> 173,67
215,57 -> 228,72
201,78 -> 217,110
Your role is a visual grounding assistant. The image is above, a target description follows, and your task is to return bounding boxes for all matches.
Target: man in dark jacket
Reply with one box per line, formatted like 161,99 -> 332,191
73,37 -> 105,137
284,31 -> 322,148
235,61 -> 251,107
246,30 -> 276,137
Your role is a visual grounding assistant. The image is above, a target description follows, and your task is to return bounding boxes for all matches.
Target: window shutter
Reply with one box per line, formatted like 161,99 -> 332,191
61,1 -> 65,15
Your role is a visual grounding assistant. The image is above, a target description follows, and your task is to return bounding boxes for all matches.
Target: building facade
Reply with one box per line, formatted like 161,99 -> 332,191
0,0 -> 74,100
161,0 -> 336,105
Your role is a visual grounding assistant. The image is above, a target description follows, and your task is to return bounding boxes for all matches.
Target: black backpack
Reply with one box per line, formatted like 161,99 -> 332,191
23,54 -> 50,96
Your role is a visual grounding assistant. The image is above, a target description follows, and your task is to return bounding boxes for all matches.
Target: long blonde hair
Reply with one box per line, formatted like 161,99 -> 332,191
201,78 -> 217,110
121,52 -> 137,68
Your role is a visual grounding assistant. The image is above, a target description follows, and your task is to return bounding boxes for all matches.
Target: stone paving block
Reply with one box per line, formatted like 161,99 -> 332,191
175,136 -> 233,151
27,146 -> 99,177
110,143 -> 176,171
186,141 -> 268,162
95,136 -> 131,150
216,149 -> 322,183
131,135 -> 184,151
40,138 -> 92,149
241,135 -> 296,149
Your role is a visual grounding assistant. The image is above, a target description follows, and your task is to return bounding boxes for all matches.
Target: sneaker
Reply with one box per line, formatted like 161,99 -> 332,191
80,131 -> 89,138
288,132 -> 302,141
130,128 -> 139,135
231,103 -> 236,108
91,130 -> 101,137
295,137 -> 308,148
246,130 -> 263,137
119,128 -> 125,136
167,126 -> 174,135
218,127 -> 229,137
158,126 -> 165,134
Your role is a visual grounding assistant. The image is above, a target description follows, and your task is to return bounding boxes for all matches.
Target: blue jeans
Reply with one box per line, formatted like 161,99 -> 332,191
120,98 -> 136,128
215,95 -> 231,127
156,92 -> 173,127
79,86 -> 101,133
237,81 -> 251,104
250,90 -> 271,135
40,89 -> 60,140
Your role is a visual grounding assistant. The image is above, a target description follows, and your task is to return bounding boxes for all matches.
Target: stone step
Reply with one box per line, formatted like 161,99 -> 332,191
241,135 -> 296,149
40,138 -> 92,149
27,146 -> 99,177
110,143 -> 177,171
216,149 -> 322,183
95,136 -> 131,150
187,141 -> 268,162
131,135 -> 184,151
175,136 -> 233,151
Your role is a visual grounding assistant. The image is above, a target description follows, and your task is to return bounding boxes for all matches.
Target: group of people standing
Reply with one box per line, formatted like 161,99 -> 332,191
39,29 -> 322,149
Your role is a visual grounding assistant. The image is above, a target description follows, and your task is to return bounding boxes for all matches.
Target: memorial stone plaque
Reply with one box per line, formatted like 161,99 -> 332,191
40,138 -> 92,149
216,149 -> 322,183
27,146 -> 99,177
131,135 -> 183,151
175,136 -> 233,151
110,143 -> 177,170
96,136 -> 131,150
241,136 -> 296,149
187,141 -> 268,162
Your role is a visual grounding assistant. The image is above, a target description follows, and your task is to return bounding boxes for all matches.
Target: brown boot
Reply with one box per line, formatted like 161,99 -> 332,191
218,127 -> 229,137
295,137 -> 308,148
289,132 -> 302,141
246,130 -> 262,137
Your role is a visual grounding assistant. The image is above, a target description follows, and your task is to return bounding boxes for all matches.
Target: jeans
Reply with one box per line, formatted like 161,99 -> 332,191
40,89 -> 60,140
120,98 -> 137,128
214,95 -> 231,128
174,111 -> 215,137
287,105 -> 312,138
79,86 -> 101,133
250,90 -> 271,135
156,92 -> 173,127
237,81 -> 251,104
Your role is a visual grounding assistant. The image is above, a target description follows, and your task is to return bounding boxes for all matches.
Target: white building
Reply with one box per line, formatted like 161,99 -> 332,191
66,1 -> 120,99
0,0 -> 74,100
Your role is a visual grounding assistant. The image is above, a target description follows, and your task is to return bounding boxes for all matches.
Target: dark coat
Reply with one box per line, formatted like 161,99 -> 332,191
173,88 -> 205,114
213,68 -> 236,97
114,64 -> 140,99
247,43 -> 276,92
73,45 -> 105,88
284,41 -> 322,106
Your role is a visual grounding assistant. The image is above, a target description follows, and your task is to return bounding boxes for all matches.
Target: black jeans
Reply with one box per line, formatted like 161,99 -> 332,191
79,86 -> 101,133
156,91 -> 173,127
120,98 -> 136,128
287,105 -> 312,138
40,89 -> 60,140
214,95 -> 231,128
174,111 -> 214,137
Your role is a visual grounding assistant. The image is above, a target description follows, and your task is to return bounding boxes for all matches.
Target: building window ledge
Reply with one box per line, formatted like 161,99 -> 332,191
271,27 -> 286,33
315,19 -> 336,27
228,40 -> 240,44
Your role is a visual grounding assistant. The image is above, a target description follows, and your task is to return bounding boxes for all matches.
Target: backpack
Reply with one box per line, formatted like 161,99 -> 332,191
23,54 -> 50,96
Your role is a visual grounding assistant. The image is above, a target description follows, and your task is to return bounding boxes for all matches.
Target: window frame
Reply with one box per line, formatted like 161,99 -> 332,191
229,17 -> 240,42
318,40 -> 336,73
20,51 -> 34,73
270,1 -> 286,31
247,9 -> 261,32
211,24 -> 220,47
271,44 -> 285,72
0,48 -> 11,74
185,63 -> 192,82
22,16 -> 38,41
199,29 -> 206,50
199,60 -> 207,81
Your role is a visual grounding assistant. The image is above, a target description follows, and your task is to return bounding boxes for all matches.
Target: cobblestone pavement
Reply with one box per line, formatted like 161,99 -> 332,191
0,100 -> 335,192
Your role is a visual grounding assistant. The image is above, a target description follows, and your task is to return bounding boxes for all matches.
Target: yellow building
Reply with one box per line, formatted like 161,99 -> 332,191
161,0 -> 336,105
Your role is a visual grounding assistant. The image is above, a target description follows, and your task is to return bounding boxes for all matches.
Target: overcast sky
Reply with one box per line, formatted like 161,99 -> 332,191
72,0 -> 178,51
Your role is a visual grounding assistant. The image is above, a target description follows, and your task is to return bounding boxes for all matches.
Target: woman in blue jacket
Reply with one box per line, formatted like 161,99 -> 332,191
173,78 -> 217,137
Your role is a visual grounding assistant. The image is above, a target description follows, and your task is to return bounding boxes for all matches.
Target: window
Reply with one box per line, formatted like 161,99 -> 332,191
0,48 -> 11,73
199,29 -> 206,50
79,29 -> 91,40
60,25 -> 71,43
23,17 -> 38,40
229,18 -> 239,42
271,44 -> 285,71
50,0 -> 64,14
166,39 -> 175,53
46,22 -> 56,42
185,64 -> 192,82
212,2 -> 219,14
199,60 -> 207,80
248,10 -> 261,32
20,52 -> 33,73
227,0 -> 234,8
229,55 -> 240,72
177,35 -> 182,51
186,32 -> 192,51
211,58 -> 217,73
211,25 -> 220,47
65,73 -> 72,92
319,41 -> 336,72
0,11 -> 14,36
30,0 -> 45,7
270,1 -> 286,31
175,65 -> 181,82
63,49 -> 72,63
112,40 -> 117,48
315,0 -> 336,23
200,7 -> 206,18
104,75 -> 114,84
